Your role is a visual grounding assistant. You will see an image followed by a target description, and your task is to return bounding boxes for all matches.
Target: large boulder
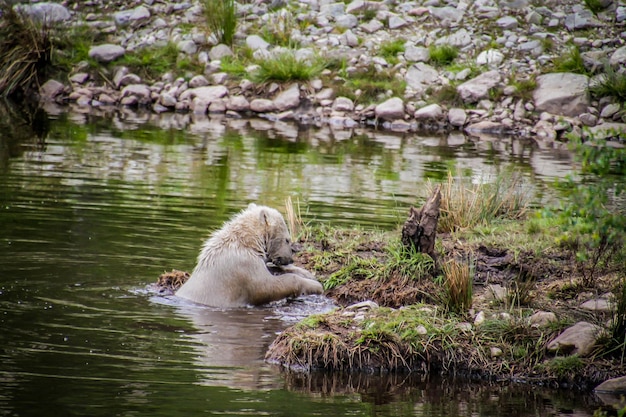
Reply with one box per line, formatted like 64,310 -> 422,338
16,2 -> 71,22
595,376 -> 626,393
273,84 -> 301,112
533,73 -> 590,117
375,97 -> 405,121
457,70 -> 501,103
88,44 -> 125,63
547,321 -> 602,356
114,6 -> 151,28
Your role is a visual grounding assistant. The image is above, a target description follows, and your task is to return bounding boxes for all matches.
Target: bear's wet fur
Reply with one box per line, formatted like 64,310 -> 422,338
176,203 -> 323,307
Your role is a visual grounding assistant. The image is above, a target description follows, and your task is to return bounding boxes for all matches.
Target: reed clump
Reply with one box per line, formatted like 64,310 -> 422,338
0,2 -> 54,97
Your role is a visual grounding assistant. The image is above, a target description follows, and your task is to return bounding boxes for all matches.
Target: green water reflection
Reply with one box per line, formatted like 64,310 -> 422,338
0,105 -> 598,416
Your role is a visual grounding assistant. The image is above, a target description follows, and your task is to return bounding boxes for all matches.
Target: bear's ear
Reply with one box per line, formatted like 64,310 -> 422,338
259,208 -> 270,226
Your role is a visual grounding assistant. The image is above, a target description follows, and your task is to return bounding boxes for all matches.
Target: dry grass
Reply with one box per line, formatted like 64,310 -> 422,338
0,2 -> 54,97
442,258 -> 473,313
431,171 -> 531,233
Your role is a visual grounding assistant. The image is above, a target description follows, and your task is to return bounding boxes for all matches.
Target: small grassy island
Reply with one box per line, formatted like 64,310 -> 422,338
262,138 -> 625,406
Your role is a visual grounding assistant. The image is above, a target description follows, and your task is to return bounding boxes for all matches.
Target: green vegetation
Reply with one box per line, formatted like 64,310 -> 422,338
0,2 -> 53,97
261,11 -> 300,48
251,51 -> 326,83
583,0 -> 608,14
441,258 -> 473,313
508,75 -> 537,101
432,171 -> 531,233
589,63 -> 626,102
330,65 -> 406,104
379,39 -> 405,65
551,45 -> 588,75
429,44 -> 459,66
203,0 -> 237,46
116,42 -> 203,81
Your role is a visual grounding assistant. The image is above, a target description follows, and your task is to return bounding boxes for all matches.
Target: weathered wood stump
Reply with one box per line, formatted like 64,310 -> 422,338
401,185 -> 441,261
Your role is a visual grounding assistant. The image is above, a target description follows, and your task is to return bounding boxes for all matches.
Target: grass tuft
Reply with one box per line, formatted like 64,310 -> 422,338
429,44 -> 458,66
442,258 -> 474,314
330,65 -> 406,105
431,171 -> 531,233
203,0 -> 237,46
589,63 -> 626,102
0,2 -> 54,97
551,45 -> 588,75
251,51 -> 326,83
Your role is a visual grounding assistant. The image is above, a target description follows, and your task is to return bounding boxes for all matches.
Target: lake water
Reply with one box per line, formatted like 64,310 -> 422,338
0,103 -> 605,416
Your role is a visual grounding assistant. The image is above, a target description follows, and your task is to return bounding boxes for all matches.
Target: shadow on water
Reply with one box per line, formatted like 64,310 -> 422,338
0,98 -> 50,170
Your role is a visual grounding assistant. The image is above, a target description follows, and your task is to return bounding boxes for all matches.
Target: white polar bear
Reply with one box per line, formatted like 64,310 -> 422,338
176,204 -> 323,307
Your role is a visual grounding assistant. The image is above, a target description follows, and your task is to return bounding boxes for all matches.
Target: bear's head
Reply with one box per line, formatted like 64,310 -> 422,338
258,206 -> 294,266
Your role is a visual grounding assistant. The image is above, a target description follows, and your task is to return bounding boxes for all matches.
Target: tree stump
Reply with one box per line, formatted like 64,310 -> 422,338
401,185 -> 441,261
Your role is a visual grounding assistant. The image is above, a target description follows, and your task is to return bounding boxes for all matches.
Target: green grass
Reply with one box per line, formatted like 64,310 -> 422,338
551,45 -> 588,75
115,42 -> 193,80
203,0 -> 237,45
583,0 -> 608,14
429,44 -> 458,66
508,75 -> 537,101
431,171 -> 531,233
589,63 -> 626,102
379,39 -> 405,65
330,65 -> 406,104
251,51 -> 326,83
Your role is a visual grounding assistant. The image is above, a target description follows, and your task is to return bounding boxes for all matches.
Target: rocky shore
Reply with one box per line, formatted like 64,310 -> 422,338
18,0 -> 626,141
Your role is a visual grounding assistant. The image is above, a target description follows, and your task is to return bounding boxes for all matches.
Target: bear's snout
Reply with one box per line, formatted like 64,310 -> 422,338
272,255 -> 294,266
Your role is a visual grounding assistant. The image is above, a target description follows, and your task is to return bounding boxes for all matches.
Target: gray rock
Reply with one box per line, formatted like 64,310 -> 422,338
429,6 -> 464,24
595,376 -> 626,394
360,19 -> 384,34
496,16 -> 518,29
333,97 -> 355,112
404,45 -> 430,62
121,84 -> 152,104
159,92 -> 177,107
435,28 -> 472,47
565,9 -> 602,31
227,96 -> 250,112
39,79 -> 65,101
88,44 -> 125,63
250,98 -> 276,113
189,75 -> 209,88
246,35 -> 270,51
609,45 -> 626,67
118,73 -> 142,88
185,85 -> 229,102
341,30 -> 359,47
405,62 -> 439,93
114,6 -> 151,28
375,97 -> 405,121
457,70 -> 502,103
69,73 -> 89,84
414,103 -> 443,120
579,113 -> 598,126
465,121 -> 507,134
209,100 -> 227,113
448,108 -> 467,127
336,14 -> 358,29
177,40 -> 197,55
191,98 -> 209,114
580,298 -> 612,311
476,50 -> 504,67
600,103 -> 621,119
17,2 -> 71,23
388,15 -> 408,29
209,44 -> 234,61
533,73 -> 590,117
584,122 -> 626,140
273,84 -> 301,112
529,311 -> 557,327
547,321 -> 602,356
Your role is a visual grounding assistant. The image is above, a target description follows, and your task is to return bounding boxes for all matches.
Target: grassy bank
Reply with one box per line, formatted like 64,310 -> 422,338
268,148 -> 626,390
